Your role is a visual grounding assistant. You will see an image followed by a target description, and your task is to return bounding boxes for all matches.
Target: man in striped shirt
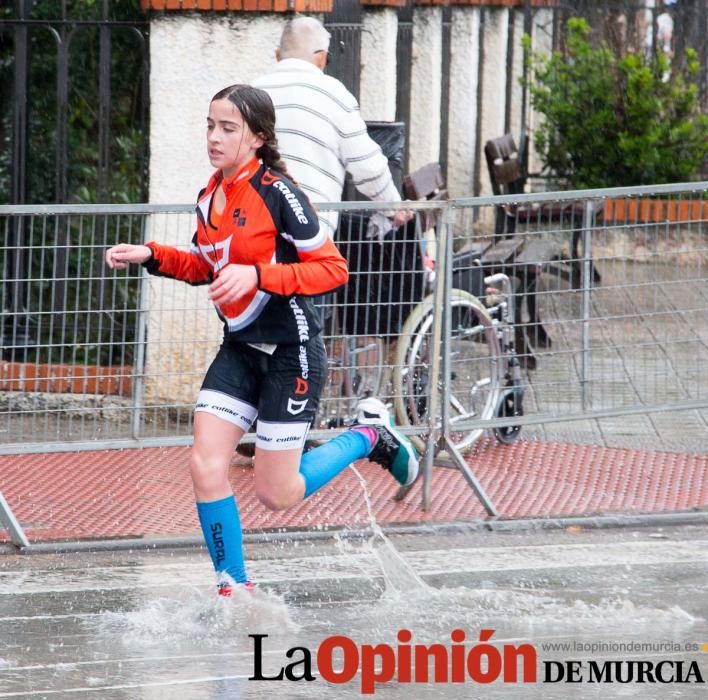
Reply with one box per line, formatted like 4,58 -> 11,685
252,16 -> 410,239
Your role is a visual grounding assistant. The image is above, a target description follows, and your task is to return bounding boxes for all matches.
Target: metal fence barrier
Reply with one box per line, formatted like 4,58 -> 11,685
1,183 -> 707,537
447,183 -> 708,432
433,182 -> 708,511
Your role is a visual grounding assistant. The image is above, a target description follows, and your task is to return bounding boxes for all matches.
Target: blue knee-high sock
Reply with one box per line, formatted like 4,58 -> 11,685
196,495 -> 248,584
300,430 -> 371,498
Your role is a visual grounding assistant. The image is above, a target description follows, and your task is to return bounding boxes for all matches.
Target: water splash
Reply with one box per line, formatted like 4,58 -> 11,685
320,468 -> 702,637
349,465 -> 430,597
93,584 -> 297,649
295,580 -> 702,647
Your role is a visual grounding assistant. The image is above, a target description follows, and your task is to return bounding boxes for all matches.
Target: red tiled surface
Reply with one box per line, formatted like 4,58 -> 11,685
1,439 -> 706,543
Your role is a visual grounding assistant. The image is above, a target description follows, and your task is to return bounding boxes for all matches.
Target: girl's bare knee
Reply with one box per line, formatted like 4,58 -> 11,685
190,450 -> 228,493
253,449 -> 304,510
255,485 -> 298,511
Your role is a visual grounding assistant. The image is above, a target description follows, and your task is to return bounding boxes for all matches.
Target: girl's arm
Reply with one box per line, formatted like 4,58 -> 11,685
106,238 -> 212,285
141,237 -> 213,286
255,176 -> 349,297
256,238 -> 348,297
209,238 -> 348,306
105,243 -> 152,269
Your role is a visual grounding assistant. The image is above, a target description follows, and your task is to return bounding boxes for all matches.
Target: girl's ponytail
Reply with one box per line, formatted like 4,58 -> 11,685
257,141 -> 297,185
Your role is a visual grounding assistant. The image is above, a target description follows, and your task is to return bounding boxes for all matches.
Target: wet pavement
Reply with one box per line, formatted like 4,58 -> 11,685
1,523 -> 707,698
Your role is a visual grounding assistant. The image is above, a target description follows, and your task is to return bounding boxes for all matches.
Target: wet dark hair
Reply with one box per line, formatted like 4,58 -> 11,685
211,84 -> 293,180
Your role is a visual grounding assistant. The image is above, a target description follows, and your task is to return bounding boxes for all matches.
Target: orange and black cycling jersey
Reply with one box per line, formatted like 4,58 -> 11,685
143,157 -> 348,345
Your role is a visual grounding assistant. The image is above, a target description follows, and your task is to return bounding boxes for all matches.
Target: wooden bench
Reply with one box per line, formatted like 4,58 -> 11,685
484,132 -> 602,286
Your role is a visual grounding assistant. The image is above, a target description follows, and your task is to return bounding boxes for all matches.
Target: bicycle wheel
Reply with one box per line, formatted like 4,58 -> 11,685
319,336 -> 386,429
393,289 -> 503,452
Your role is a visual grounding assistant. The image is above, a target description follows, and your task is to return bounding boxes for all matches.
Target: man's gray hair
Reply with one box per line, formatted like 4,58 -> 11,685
278,16 -> 331,59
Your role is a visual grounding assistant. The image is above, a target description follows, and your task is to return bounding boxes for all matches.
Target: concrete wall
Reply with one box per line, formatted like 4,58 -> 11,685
142,214 -> 222,406
408,6 -> 443,172
359,8 -> 398,121
147,7 -> 537,205
509,9 -> 527,156
528,9 -> 555,178
146,14 -> 284,403
149,14 -> 283,206
477,7 -> 510,197
404,5 -> 526,200
447,7 -> 481,199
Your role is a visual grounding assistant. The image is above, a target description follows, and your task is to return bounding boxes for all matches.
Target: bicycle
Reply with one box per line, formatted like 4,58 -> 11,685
392,268 -> 524,453
317,217 -> 524,455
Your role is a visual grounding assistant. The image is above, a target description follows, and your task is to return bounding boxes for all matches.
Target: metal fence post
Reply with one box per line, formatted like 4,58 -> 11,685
580,200 -> 595,411
130,271 -> 149,441
419,204 -> 450,511
440,204 -> 498,517
439,205 -> 454,463
0,490 -> 29,548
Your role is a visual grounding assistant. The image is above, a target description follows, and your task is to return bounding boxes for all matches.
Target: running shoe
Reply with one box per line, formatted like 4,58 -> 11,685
353,397 -> 420,486
218,581 -> 254,597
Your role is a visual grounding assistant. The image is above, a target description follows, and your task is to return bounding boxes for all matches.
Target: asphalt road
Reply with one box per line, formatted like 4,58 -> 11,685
1,523 -> 707,699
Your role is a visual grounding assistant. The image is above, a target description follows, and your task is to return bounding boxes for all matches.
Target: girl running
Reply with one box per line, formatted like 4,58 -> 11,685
105,84 -> 419,595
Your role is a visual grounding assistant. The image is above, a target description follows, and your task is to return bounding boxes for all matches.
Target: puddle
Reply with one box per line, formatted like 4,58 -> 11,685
95,584 -> 296,648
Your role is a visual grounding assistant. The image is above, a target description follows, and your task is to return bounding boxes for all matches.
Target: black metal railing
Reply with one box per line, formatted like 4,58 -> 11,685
1,0 -> 149,356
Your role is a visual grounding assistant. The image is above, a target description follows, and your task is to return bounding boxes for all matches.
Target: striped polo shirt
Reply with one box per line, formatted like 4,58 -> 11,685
253,58 -> 401,238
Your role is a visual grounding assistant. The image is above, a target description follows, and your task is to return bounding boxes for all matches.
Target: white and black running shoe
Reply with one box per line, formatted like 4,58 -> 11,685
353,397 -> 419,486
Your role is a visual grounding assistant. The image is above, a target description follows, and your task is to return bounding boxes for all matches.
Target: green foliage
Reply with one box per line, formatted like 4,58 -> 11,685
0,0 -> 147,204
523,18 -> 708,188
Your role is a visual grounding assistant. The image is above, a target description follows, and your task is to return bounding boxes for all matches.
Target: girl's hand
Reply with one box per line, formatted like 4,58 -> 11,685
106,244 -> 152,270
209,264 -> 258,305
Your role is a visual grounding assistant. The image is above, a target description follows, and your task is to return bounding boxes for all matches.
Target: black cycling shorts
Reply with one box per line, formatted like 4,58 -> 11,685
195,336 -> 326,452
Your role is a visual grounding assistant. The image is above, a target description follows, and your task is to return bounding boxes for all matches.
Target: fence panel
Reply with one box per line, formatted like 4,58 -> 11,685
0,200 -> 443,455
0,187 -> 706,543
447,182 -> 708,455
0,184 -> 706,457
0,205 -> 196,451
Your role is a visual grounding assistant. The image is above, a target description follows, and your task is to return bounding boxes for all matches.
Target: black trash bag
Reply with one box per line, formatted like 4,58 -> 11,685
336,212 -> 425,338
365,121 -> 406,194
